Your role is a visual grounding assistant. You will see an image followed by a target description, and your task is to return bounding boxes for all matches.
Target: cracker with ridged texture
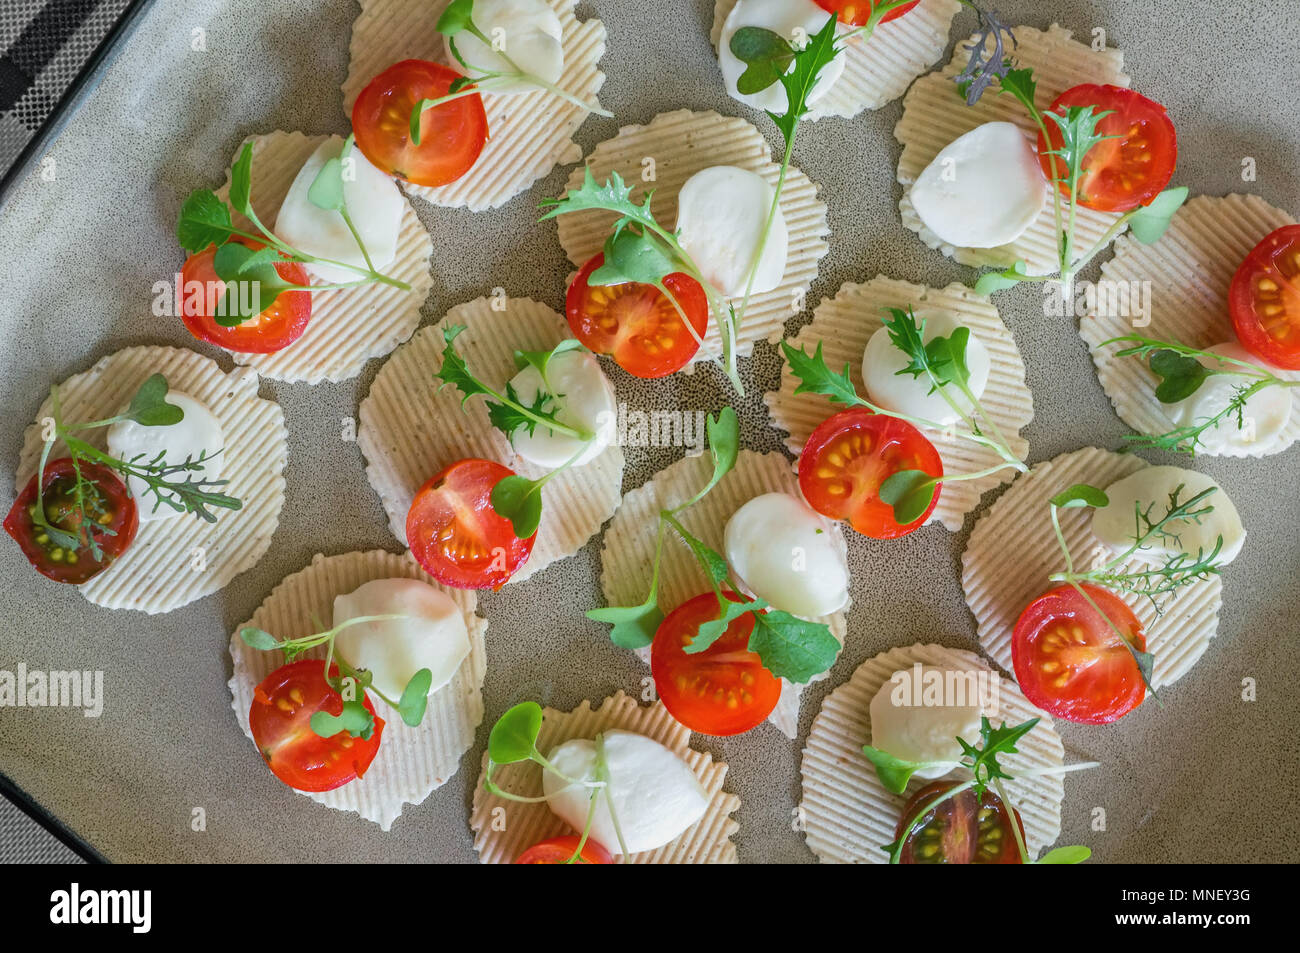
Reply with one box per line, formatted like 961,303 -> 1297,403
962,447 -> 1223,689
228,550 -> 487,831
358,296 -> 624,584
470,692 -> 740,863
16,346 -> 286,614
765,277 -> 1032,530
800,642 -> 1066,863
1081,194 -> 1300,457
343,0 -> 606,211
895,24 -> 1129,274
555,109 -> 830,363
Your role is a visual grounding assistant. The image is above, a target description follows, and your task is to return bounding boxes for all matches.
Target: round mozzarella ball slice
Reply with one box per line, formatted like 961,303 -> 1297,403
1091,466 -> 1246,567
542,729 -> 709,855
106,391 -> 223,522
908,122 -> 1047,249
444,0 -> 564,95
718,0 -> 846,115
675,166 -> 788,297
332,577 -> 471,700
723,492 -> 849,618
507,350 -> 616,469
1167,342 -> 1293,456
861,310 -> 992,425
869,665 -> 985,780
274,136 -> 404,284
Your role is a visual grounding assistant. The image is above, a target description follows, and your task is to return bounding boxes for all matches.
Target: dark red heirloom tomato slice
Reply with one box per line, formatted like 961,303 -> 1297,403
180,236 -> 312,354
249,659 -> 384,793
566,253 -> 710,379
515,836 -> 615,865
4,458 -> 138,584
896,781 -> 1025,864
1037,84 -> 1177,213
651,592 -> 782,736
352,59 -> 488,188
798,407 -> 942,540
813,0 -> 920,26
1012,583 -> 1147,724
406,458 -> 534,590
1229,224 -> 1300,370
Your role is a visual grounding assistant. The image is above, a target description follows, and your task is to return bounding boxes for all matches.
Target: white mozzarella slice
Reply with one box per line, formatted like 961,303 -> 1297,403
723,492 -> 849,618
106,391 -> 223,522
273,136 -> 403,284
507,350 -> 616,469
908,121 -> 1048,249
717,0 -> 846,115
332,578 -> 471,700
869,665 -> 986,780
861,310 -> 992,425
444,0 -> 564,95
1091,466 -> 1246,567
675,166 -> 788,297
1167,342 -> 1293,456
542,729 -> 709,855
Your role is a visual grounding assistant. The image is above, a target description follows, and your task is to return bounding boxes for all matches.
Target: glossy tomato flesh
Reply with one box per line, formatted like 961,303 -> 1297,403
514,835 -> 616,864
896,781 -> 1025,864
180,237 -> 312,354
1229,224 -> 1300,370
813,0 -> 920,26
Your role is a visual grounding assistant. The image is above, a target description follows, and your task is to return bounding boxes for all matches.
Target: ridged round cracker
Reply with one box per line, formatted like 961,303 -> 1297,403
599,449 -> 848,740
765,276 -> 1032,531
799,642 -> 1066,863
212,131 -> 433,384
470,692 -> 740,863
962,447 -> 1223,690
895,24 -> 1130,274
15,346 -> 286,615
343,0 -> 606,211
228,549 -> 488,831
555,109 -> 830,363
711,0 -> 961,119
358,296 -> 624,584
1081,194 -> 1300,457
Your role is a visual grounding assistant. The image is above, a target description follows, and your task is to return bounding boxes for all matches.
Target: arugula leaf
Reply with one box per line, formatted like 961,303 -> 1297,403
488,701 -> 544,764
433,325 -> 495,406
540,166 -> 654,225
861,745 -> 945,795
1149,348 -> 1210,403
176,189 -> 234,253
780,340 -> 865,407
953,9 -> 1017,105
587,602 -> 663,650
879,469 -> 937,525
1128,186 -> 1189,244
747,609 -> 839,684
490,474 -> 543,539
1049,483 -> 1109,509
728,26 -> 795,96
960,716 -> 1038,796
768,11 -> 839,137
973,259 -> 1030,295
1037,845 -> 1092,864
997,66 -> 1038,115
484,383 -> 554,438
397,669 -> 433,727
125,374 -> 184,427
310,699 -> 375,740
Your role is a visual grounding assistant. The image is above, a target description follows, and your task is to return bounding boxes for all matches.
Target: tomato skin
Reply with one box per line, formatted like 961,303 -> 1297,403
798,407 -> 943,539
406,458 -> 534,590
896,781 -> 1025,864
1037,84 -> 1177,213
1229,224 -> 1300,370
4,458 -> 138,584
180,237 -> 312,354
566,253 -> 710,379
352,60 -> 488,188
515,836 -> 615,865
1012,584 -> 1147,725
812,0 -> 920,26
248,659 -> 384,793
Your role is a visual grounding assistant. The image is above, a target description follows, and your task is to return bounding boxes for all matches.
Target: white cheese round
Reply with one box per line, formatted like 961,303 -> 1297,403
507,349 -> 616,469
444,0 -> 564,95
717,0 -> 846,115
675,165 -> 788,298
869,665 -> 985,780
1167,342 -> 1293,456
861,310 -> 992,425
106,391 -> 223,522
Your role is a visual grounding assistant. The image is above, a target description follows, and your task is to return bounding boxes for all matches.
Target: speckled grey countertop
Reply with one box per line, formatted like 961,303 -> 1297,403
1,0 -> 1297,863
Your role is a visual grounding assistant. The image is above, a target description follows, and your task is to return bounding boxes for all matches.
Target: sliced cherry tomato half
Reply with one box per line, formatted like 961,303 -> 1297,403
406,458 -> 534,590
514,835 -> 615,865
896,780 -> 1025,864
1229,224 -> 1300,370
651,591 -> 782,736
180,236 -> 312,354
248,659 -> 385,793
566,253 -> 709,379
798,407 -> 943,539
1037,84 -> 1177,213
812,1 -> 920,25
1012,583 -> 1147,724
4,457 -> 139,584
352,59 -> 488,188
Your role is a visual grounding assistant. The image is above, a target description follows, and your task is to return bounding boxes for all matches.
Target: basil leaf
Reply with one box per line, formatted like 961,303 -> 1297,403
126,373 -> 184,427
490,474 -> 543,539
176,189 -> 234,253
398,669 -> 433,727
1128,186 -> 1189,245
728,26 -> 794,96
488,701 -> 543,764
1049,484 -> 1109,509
747,609 -> 839,683
587,602 -> 663,650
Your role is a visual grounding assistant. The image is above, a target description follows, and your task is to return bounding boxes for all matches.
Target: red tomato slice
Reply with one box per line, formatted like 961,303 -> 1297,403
1012,584 -> 1147,724
248,659 -> 384,793
798,407 -> 942,539
1229,224 -> 1300,370
896,781 -> 1025,864
1037,84 -> 1177,213
566,253 -> 709,379
812,0 -> 920,25
4,457 -> 138,584
651,592 -> 781,736
514,836 -> 615,865
406,458 -> 534,590
352,60 -> 488,188
180,237 -> 312,354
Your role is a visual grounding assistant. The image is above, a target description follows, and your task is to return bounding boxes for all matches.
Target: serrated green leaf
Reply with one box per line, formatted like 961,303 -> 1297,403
176,189 -> 234,254
747,609 -> 839,683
